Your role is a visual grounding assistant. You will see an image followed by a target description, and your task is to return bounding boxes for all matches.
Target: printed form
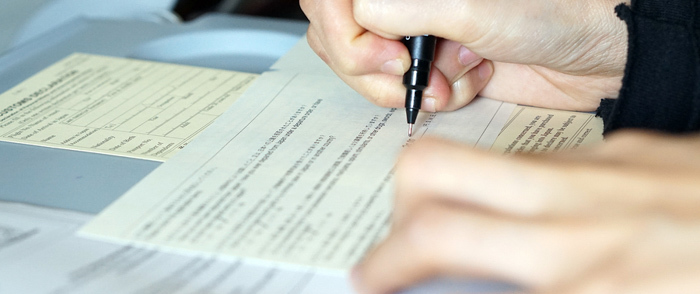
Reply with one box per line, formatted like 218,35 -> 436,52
81,71 -> 516,271
80,60 -> 604,272
1,201 -> 516,293
1,39 -> 605,292
0,53 -> 258,161
0,201 -> 353,294
491,105 -> 603,154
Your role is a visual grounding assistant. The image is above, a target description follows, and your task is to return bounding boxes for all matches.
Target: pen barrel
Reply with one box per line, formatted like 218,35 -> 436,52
405,89 -> 421,124
405,88 -> 422,110
402,35 -> 436,96
402,35 -> 436,126
402,35 -> 436,62
403,59 -> 432,92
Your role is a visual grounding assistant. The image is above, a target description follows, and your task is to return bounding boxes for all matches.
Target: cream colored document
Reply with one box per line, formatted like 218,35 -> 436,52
491,105 -> 604,154
80,71 -> 516,271
0,53 -> 257,161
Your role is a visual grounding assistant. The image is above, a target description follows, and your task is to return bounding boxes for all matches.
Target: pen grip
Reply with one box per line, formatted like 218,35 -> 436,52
402,35 -> 436,91
402,35 -> 436,62
402,35 -> 436,128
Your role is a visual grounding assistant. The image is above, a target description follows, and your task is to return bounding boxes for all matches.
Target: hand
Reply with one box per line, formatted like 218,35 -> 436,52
300,0 -> 629,112
352,130 -> 700,294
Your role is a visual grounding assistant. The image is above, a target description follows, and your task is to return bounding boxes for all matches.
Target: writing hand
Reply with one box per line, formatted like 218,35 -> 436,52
301,0 -> 629,112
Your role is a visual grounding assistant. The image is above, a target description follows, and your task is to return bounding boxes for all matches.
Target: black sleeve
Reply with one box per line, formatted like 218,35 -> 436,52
595,0 -> 700,134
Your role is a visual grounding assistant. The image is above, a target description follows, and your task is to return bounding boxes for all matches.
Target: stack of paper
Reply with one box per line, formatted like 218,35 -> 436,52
0,37 -> 603,293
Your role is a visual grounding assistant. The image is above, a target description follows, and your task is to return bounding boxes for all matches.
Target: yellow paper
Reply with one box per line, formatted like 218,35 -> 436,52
0,53 -> 258,161
491,105 -> 604,154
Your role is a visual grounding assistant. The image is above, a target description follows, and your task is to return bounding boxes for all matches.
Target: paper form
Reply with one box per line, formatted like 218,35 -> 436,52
490,105 -> 604,154
0,53 -> 258,161
0,201 -> 355,294
1,201 -> 514,293
80,71 -> 516,271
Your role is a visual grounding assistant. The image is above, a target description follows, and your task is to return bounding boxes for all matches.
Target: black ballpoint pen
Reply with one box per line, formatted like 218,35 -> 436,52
402,35 -> 436,137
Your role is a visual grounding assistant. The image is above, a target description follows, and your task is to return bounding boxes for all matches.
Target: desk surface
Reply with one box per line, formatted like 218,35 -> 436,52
0,14 -> 308,213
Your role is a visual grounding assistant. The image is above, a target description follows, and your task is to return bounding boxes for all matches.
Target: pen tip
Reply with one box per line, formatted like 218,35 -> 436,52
408,124 -> 413,137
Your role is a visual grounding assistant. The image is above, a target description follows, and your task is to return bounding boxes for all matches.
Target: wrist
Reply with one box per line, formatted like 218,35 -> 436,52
558,0 -> 629,78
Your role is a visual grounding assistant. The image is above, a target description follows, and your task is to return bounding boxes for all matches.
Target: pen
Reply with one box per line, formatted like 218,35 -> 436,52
402,35 -> 436,137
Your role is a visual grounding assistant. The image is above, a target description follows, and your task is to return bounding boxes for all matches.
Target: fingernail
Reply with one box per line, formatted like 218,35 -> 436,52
381,59 -> 407,76
458,46 -> 479,67
478,61 -> 493,80
423,97 -> 437,112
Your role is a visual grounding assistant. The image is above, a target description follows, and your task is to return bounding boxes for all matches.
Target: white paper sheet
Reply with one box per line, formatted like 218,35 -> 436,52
80,70 -> 516,271
0,201 -> 354,294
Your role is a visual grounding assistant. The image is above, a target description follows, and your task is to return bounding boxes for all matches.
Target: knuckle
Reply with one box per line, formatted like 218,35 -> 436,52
335,55 -> 363,75
446,78 -> 478,111
368,92 -> 399,108
305,34 -> 331,65
299,0 -> 318,19
298,0 -> 309,10
352,0 -> 382,32
352,1 -> 371,28
334,41 -> 388,77
356,76 -> 405,108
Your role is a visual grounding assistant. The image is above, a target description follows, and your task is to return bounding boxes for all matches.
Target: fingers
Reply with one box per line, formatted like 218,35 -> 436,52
393,137 -> 581,219
303,0 -> 494,112
308,0 -> 629,111
307,30 -> 491,111
393,133 -> 700,220
446,60 -> 493,111
595,130 -> 700,169
572,271 -> 700,294
307,25 -> 406,107
556,216 -> 700,294
587,131 -> 700,217
302,0 -> 416,108
302,0 -> 409,77
431,42 -> 492,111
352,202 -> 632,294
311,0 -> 409,77
353,0 -> 476,42
356,133 -> 700,293
419,42 -> 493,112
